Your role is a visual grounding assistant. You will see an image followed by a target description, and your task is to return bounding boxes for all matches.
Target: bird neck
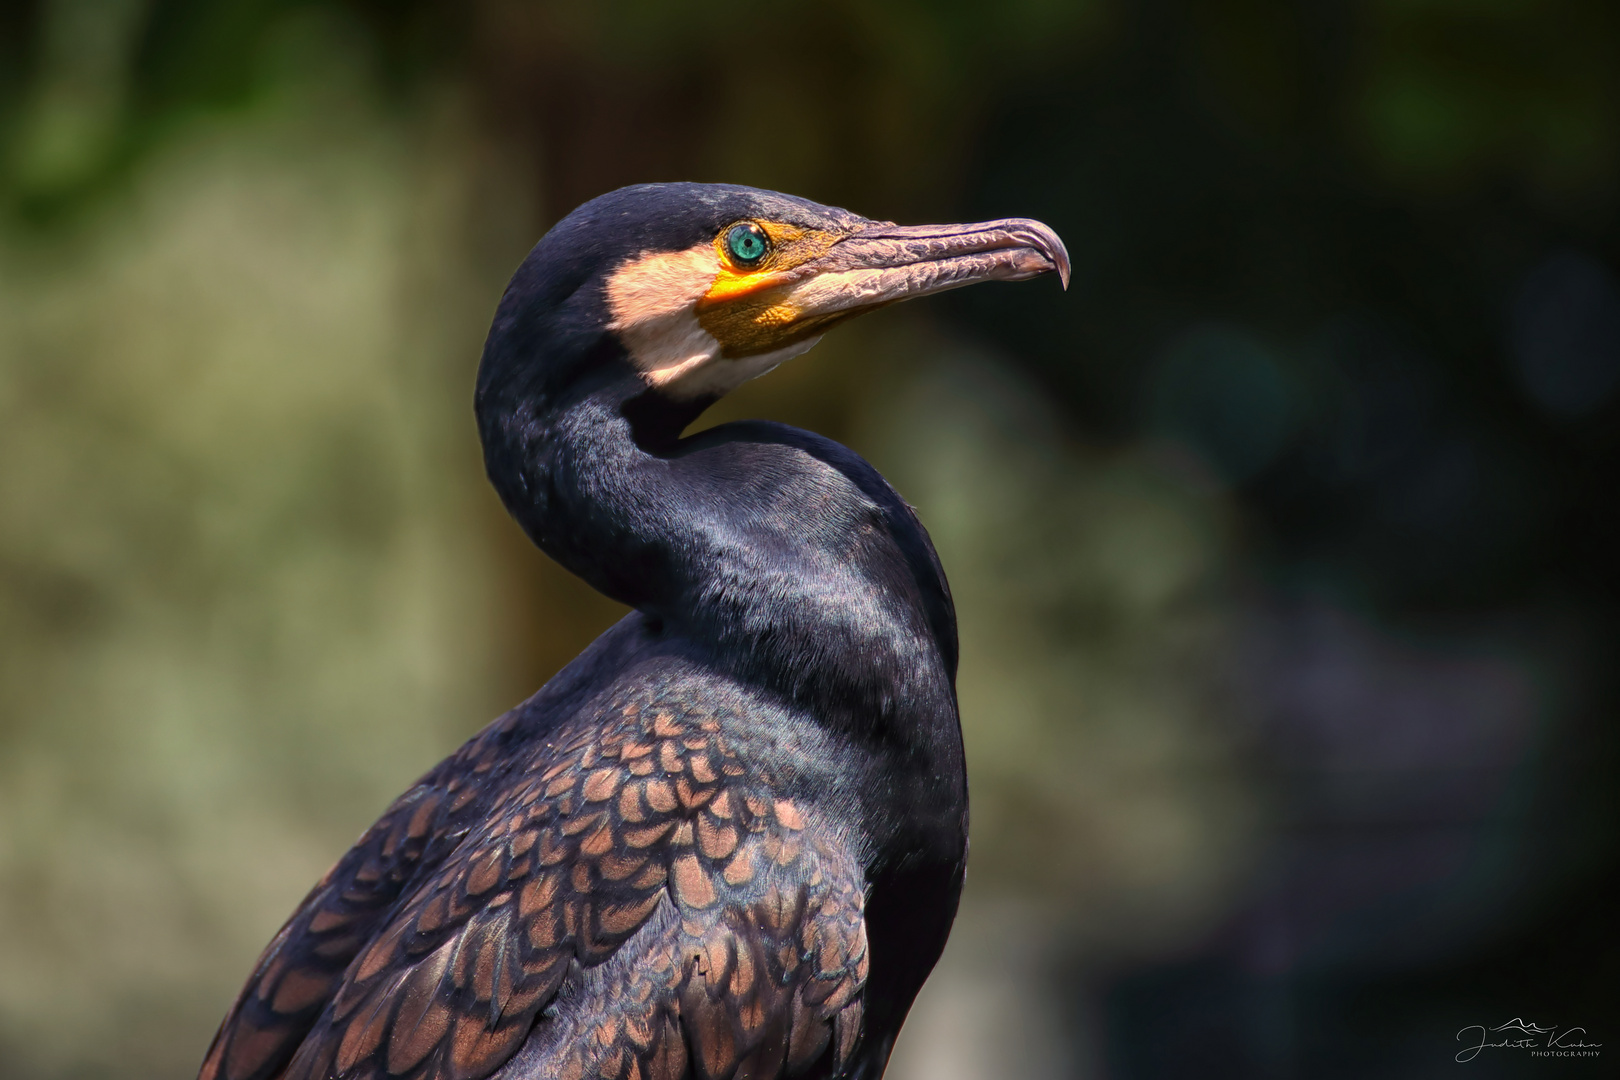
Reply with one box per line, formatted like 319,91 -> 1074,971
478,365 -> 959,743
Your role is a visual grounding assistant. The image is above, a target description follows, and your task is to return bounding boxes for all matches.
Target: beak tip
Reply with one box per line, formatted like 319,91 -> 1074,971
1049,244 -> 1071,292
1023,219 -> 1071,292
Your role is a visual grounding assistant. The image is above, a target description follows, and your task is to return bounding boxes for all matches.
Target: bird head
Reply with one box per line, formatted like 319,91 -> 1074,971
477,183 -> 1068,430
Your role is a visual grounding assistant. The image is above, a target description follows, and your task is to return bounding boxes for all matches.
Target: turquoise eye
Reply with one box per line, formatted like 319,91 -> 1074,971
725,222 -> 770,266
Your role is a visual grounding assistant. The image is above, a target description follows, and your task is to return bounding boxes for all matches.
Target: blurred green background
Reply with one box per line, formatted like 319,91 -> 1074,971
2,1 -> 1616,1077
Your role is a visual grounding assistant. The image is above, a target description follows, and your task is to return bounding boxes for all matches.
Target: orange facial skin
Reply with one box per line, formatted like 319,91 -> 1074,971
697,222 -> 852,357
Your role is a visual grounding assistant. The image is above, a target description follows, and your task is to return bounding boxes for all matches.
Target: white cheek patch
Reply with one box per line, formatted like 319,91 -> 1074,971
626,311 -> 723,389
664,333 -> 824,400
605,245 -> 723,386
604,244 -> 823,400
603,244 -> 719,324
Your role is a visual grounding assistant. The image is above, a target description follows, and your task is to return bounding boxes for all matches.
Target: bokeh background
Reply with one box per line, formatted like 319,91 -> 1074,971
2,1 -> 1616,1077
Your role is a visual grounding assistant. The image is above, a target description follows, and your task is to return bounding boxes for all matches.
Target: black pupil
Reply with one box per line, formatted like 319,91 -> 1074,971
728,224 -> 767,263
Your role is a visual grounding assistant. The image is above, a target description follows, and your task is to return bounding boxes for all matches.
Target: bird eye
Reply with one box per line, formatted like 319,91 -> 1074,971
724,222 -> 771,267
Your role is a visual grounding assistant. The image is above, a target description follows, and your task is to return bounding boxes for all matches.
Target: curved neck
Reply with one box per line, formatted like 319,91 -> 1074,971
478,364 -> 959,740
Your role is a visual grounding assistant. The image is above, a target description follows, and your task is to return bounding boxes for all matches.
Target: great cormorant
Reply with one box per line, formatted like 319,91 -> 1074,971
198,183 -> 1068,1080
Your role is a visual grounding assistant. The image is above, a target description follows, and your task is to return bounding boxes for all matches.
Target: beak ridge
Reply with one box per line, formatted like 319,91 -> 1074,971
811,216 -> 1070,296
842,217 -> 1068,287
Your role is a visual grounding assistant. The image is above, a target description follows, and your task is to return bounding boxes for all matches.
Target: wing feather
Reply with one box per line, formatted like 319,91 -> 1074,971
200,688 -> 869,1080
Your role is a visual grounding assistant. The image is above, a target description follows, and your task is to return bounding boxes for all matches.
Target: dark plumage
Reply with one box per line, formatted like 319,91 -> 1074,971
199,183 -> 1067,1080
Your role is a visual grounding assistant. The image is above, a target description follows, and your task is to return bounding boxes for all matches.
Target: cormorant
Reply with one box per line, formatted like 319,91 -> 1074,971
198,183 -> 1067,1080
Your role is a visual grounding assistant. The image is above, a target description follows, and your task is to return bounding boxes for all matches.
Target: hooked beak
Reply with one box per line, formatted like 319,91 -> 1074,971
810,217 -> 1071,299
695,217 -> 1070,354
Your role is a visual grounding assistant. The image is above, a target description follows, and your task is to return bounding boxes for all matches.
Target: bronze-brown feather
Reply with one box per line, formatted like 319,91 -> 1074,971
199,686 -> 869,1080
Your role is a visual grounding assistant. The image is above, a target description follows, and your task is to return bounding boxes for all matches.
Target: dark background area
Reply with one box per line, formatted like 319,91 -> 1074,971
1,1 -> 1614,1077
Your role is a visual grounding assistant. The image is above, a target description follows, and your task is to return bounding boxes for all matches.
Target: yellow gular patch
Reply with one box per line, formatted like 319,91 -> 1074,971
697,223 -> 848,357
700,223 -> 811,303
